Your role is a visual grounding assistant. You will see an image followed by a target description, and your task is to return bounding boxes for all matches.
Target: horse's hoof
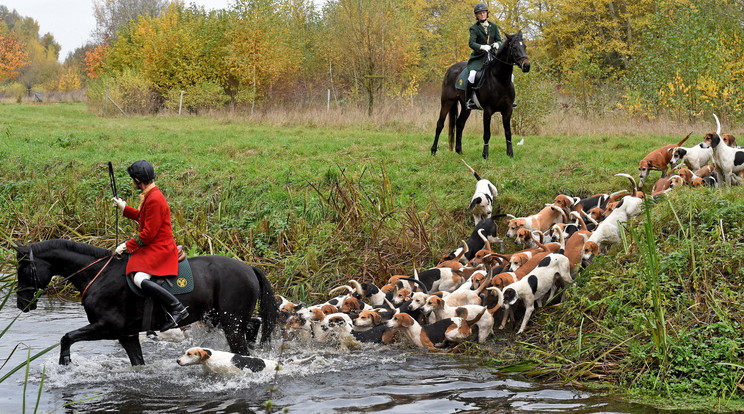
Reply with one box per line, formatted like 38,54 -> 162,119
507,143 -> 514,158
456,147 -> 463,155
59,355 -> 71,365
431,148 -> 437,156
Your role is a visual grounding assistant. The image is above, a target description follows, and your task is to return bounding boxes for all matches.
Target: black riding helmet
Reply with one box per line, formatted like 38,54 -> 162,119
474,2 -> 488,14
127,160 -> 155,183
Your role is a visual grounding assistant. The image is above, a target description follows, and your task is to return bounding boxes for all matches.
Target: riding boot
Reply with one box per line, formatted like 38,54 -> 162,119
139,279 -> 189,332
465,82 -> 477,110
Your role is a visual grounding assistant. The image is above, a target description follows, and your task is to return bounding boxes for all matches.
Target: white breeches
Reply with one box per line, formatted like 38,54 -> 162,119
469,72 -> 513,83
133,272 -> 152,288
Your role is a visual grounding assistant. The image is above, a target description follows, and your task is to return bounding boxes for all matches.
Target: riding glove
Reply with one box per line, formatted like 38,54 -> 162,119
111,197 -> 126,211
115,242 -> 129,255
492,42 -> 501,50
479,44 -> 491,52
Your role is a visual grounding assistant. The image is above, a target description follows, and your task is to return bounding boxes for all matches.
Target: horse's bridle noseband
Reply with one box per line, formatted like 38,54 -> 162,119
17,248 -> 42,295
489,39 -> 528,69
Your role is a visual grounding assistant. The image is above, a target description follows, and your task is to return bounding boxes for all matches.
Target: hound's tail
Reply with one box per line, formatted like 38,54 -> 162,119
614,173 -> 639,197
461,159 -> 482,181
713,113 -> 721,138
676,131 -> 692,147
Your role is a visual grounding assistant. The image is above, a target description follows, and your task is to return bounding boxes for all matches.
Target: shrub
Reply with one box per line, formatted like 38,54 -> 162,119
511,70 -> 557,135
163,81 -> 230,114
0,82 -> 26,102
86,69 -> 158,115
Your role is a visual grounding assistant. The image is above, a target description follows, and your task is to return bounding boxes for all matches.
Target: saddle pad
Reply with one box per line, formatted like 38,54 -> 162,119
456,69 -> 468,91
127,258 -> 194,297
455,68 -> 486,92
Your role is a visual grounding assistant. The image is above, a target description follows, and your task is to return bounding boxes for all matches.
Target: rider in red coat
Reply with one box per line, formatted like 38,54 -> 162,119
112,160 -> 188,331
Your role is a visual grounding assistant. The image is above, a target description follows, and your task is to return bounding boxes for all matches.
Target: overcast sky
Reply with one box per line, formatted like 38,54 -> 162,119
0,0 -> 231,61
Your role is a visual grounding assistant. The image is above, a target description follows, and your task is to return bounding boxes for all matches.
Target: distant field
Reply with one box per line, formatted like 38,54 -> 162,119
0,103 -> 734,287
2,103 -> 744,408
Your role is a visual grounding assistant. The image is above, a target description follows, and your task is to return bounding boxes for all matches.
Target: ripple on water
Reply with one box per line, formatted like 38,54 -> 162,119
2,300 -> 659,414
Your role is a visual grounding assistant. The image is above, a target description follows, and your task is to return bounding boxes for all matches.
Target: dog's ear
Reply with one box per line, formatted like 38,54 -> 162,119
372,311 -> 381,326
399,314 -> 414,328
199,348 -> 212,361
504,288 -> 518,305
455,307 -> 468,319
381,329 -> 397,345
469,197 -> 481,211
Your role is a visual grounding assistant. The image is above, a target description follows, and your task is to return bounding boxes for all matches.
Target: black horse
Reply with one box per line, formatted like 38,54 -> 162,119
431,31 -> 530,159
13,239 -> 278,366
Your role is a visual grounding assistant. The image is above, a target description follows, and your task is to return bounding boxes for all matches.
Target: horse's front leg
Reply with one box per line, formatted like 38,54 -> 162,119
482,109 -> 493,160
59,322 -> 115,365
455,107 -> 471,155
502,110 -> 514,158
118,334 -> 145,366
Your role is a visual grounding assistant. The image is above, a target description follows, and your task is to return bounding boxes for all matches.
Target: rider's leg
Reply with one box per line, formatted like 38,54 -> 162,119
466,70 -> 478,109
135,272 -> 189,332
468,70 -> 477,84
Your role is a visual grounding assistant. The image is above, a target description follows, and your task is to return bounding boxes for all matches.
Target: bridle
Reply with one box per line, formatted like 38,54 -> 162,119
17,248 -> 114,299
16,248 -> 42,295
489,37 -> 528,69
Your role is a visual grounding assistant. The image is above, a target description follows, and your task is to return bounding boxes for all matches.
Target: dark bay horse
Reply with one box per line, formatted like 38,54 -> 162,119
431,31 -> 530,159
13,239 -> 277,366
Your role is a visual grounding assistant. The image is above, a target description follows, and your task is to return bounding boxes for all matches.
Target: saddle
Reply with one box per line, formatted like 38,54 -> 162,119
126,245 -> 193,297
471,70 -> 486,90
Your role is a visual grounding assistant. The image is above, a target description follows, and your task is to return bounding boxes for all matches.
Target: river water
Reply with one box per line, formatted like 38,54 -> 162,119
0,296 -> 662,413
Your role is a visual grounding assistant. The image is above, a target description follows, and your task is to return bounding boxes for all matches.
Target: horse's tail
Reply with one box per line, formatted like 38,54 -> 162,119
253,266 -> 278,344
448,101 -> 458,151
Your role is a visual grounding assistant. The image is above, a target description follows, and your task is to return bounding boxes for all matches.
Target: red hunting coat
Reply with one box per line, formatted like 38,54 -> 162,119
122,185 -> 178,277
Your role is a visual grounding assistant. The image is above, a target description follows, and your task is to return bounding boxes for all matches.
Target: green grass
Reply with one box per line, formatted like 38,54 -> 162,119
2,103 -> 744,410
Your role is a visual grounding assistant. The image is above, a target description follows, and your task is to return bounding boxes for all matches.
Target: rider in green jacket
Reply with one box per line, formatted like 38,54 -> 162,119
465,2 -> 502,109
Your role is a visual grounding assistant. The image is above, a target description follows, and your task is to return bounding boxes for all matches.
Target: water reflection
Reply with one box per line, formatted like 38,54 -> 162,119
0,298 -> 659,413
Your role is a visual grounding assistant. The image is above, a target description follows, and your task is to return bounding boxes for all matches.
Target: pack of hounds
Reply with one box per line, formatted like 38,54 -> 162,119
178,114 -> 741,374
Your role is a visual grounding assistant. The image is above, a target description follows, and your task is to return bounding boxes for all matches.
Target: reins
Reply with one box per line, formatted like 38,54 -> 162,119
81,255 -> 116,301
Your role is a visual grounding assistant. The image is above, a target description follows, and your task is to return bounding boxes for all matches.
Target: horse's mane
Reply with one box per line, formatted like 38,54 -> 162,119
29,239 -> 111,259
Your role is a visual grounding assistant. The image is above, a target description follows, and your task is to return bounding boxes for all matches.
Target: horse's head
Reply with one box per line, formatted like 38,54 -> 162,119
505,31 -> 530,73
13,243 -> 51,312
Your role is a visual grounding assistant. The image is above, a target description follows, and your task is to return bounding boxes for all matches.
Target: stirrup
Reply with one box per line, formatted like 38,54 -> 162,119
160,307 -> 189,332
466,99 -> 478,110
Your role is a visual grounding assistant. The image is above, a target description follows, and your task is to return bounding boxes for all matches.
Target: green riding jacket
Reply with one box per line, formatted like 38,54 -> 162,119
466,20 -> 502,72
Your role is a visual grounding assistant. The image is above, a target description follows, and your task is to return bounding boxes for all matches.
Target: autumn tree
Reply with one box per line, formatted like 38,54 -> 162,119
323,0 -> 422,115
107,4 -> 230,93
85,43 -> 110,79
0,26 -> 29,81
93,0 -> 169,43
0,9 -> 62,95
622,0 -> 744,122
541,0 -> 653,76
414,0 -> 471,83
223,0 -> 299,108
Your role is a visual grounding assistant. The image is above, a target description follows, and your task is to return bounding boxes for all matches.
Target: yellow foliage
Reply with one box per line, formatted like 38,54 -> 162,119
58,67 -> 82,91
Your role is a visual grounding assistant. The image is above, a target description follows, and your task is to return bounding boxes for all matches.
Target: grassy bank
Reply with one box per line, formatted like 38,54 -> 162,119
1,103 -> 743,410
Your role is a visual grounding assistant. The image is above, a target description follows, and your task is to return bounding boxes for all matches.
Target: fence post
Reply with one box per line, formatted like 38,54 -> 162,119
178,90 -> 184,115
107,95 -> 126,115
327,89 -> 330,112
105,87 -> 109,114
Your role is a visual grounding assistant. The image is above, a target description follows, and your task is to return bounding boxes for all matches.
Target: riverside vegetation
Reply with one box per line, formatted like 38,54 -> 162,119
1,104 -> 743,411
